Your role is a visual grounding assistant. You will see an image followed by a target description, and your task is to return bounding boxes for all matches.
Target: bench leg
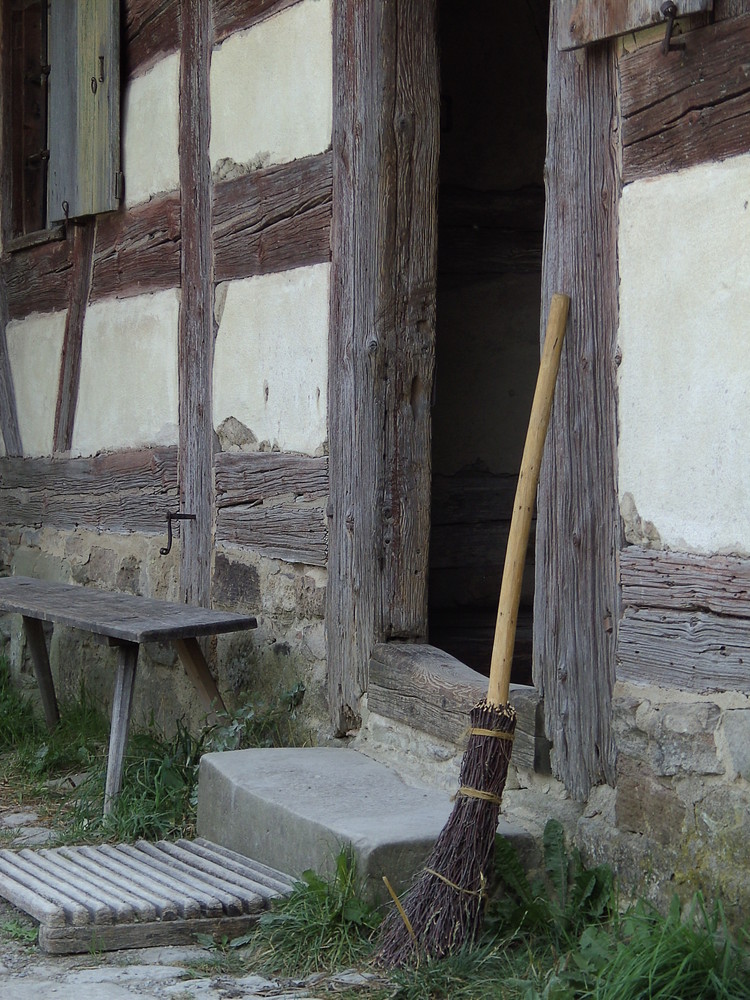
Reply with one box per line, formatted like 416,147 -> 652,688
22,616 -> 60,731
173,637 -> 226,720
104,641 -> 139,817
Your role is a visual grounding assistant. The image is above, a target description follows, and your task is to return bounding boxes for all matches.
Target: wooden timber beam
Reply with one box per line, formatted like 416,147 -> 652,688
534,1 -> 622,799
327,0 -> 439,733
53,218 -> 96,452
178,0 -> 213,607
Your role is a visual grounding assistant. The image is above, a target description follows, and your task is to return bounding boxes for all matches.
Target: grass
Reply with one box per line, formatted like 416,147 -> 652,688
2,655 -> 749,997
0,654 -> 306,843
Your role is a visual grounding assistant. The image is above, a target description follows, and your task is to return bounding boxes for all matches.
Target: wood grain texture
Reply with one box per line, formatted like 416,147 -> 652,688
178,0 -> 213,608
327,0 -> 439,734
22,616 -> 61,729
620,546 -> 750,617
534,2 -> 622,798
213,0 -> 301,43
0,448 -> 179,531
214,451 -> 328,507
620,13 -> 750,182
368,643 -> 550,773
213,153 -> 332,283
0,576 -> 257,642
92,193 -> 181,301
618,607 -> 750,693
216,503 -> 328,566
124,0 -> 180,77
214,451 -> 328,565
327,0 -> 382,732
0,266 -> 23,455
3,237 -> 73,320
558,0 -> 711,49
54,219 -> 96,451
714,0 -> 750,17
380,0 -> 440,641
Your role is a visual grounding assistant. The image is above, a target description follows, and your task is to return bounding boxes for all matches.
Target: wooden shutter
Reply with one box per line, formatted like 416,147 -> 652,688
48,0 -> 120,223
558,0 -> 713,49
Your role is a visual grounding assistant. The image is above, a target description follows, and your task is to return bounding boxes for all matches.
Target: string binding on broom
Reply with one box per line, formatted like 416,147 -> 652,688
469,726 -> 515,741
424,868 -> 487,899
454,786 -> 502,805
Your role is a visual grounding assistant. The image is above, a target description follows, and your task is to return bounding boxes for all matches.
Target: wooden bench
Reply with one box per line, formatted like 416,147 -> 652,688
0,576 -> 257,814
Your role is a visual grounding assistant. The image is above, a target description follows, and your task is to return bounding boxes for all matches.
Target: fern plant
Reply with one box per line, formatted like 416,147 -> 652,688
490,819 -> 615,948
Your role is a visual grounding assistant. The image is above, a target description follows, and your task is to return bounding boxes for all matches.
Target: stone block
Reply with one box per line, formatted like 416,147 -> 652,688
615,755 -> 687,845
720,709 -> 750,781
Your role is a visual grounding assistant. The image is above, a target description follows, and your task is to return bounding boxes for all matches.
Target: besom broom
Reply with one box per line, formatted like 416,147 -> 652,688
377,292 -> 570,966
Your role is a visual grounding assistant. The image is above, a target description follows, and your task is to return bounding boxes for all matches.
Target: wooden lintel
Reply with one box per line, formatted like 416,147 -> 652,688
213,0 -> 303,44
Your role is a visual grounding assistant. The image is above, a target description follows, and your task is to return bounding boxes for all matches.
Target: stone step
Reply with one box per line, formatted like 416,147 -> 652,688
197,746 -> 534,902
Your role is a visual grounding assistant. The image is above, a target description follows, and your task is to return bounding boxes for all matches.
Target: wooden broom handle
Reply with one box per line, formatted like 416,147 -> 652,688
486,293 -> 570,707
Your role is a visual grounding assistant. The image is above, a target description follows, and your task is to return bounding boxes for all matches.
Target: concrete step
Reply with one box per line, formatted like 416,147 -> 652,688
197,747 -> 534,902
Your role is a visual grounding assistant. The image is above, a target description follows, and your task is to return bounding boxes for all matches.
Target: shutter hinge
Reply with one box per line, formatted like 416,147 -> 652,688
115,171 -> 125,201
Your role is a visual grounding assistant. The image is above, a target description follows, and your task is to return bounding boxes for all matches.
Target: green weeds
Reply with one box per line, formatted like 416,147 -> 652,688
249,847 -> 381,977
0,655 -> 305,843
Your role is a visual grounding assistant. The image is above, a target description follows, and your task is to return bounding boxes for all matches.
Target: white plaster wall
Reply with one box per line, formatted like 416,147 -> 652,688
71,290 -> 179,456
618,153 -> 750,555
122,53 -> 180,206
210,0 -> 332,174
213,264 -> 329,455
5,311 -> 67,457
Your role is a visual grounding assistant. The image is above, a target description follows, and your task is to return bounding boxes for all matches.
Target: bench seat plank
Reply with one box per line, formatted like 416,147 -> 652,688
0,576 -> 257,642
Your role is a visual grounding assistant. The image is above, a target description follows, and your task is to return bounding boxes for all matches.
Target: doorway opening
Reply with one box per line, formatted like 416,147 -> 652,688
429,1 -> 550,684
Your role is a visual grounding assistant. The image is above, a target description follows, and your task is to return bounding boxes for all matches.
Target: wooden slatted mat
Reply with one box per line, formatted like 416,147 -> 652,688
0,837 -> 295,954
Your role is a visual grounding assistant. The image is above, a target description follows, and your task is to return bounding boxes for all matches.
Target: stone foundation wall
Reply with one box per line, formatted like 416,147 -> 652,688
0,527 -> 328,742
576,680 -> 750,928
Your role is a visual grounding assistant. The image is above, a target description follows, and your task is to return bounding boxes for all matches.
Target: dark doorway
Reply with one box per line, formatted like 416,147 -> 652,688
429,1 -> 550,682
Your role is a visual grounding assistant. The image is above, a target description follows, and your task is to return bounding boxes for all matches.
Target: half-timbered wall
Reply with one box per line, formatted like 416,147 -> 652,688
0,0 -> 334,733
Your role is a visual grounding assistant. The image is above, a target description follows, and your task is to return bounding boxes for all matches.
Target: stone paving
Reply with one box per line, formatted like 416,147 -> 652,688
0,809 -> 379,1000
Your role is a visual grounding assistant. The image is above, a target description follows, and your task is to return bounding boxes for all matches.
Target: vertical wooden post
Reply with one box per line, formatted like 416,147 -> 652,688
0,269 -> 22,456
534,1 -> 622,798
328,0 -> 439,733
178,0 -> 213,608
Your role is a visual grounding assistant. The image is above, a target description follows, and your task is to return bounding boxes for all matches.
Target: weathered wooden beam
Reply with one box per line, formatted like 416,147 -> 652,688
534,3 -> 622,798
327,0 -> 381,732
92,194 -> 181,302
379,0 -> 439,642
620,13 -> 750,183
213,153 -> 332,283
214,451 -> 328,507
216,503 -> 327,566
213,0 -> 302,43
0,449 -> 178,532
214,451 -> 328,565
618,607 -> 750,693
557,0 -> 711,50
54,219 -> 96,452
179,0 -> 213,608
0,267 -> 23,455
124,0 -> 180,78
327,0 -> 439,734
620,545 -> 750,617
3,237 -> 73,321
368,642 -> 550,774
714,0 -> 750,17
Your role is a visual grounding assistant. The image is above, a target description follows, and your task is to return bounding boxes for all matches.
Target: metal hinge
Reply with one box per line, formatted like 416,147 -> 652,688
115,171 -> 124,200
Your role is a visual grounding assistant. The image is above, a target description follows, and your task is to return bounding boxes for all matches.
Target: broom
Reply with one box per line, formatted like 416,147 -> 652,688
377,292 -> 570,966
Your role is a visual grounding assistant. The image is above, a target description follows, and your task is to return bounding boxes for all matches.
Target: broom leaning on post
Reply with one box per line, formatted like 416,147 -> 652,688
377,292 -> 571,967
